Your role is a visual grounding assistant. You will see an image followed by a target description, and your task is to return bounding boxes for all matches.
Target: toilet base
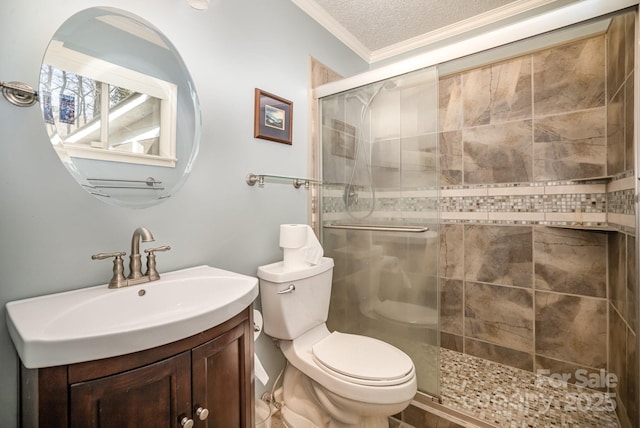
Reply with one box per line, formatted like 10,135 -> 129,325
281,406 -> 321,428
280,363 -> 406,428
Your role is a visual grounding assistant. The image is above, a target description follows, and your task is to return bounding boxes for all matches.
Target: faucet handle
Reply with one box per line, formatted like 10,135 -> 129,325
144,245 -> 171,254
91,251 -> 126,260
144,246 -> 171,281
91,252 -> 127,288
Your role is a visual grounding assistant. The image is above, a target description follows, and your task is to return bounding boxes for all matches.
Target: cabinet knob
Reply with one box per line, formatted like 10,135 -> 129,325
180,416 -> 194,428
195,406 -> 210,420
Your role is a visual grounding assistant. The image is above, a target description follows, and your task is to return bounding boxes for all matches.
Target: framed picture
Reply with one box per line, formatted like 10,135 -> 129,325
254,88 -> 293,145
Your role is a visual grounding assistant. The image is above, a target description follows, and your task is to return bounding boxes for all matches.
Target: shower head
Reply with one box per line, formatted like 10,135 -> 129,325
345,80 -> 397,107
381,80 -> 397,89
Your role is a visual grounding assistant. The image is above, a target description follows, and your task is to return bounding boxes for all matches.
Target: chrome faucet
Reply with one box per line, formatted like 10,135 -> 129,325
92,227 -> 170,288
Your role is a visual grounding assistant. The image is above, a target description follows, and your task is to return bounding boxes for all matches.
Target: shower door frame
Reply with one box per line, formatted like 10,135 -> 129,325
312,0 -> 640,420
314,0 -> 637,101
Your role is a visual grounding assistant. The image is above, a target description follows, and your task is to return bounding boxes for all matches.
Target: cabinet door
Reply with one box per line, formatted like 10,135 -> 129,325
69,351 -> 192,428
192,321 -> 253,427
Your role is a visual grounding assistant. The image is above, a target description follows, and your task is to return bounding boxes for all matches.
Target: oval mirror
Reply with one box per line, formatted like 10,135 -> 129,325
39,7 -> 200,208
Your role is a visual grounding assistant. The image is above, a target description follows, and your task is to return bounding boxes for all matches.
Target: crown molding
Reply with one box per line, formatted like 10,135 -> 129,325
315,0 -> 636,99
291,0 -> 371,62
369,0 -> 563,63
293,0 -> 577,64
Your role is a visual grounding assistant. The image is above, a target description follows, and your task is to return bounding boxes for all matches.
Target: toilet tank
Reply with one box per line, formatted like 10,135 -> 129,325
257,257 -> 334,340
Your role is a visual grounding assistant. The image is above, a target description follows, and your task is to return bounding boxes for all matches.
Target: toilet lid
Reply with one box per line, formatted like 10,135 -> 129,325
311,332 -> 414,386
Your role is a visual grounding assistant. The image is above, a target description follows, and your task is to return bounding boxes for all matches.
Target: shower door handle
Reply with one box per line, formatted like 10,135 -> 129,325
323,224 -> 430,233
277,284 -> 296,294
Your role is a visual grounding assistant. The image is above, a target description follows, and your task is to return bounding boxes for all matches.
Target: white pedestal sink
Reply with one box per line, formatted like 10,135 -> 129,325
6,265 -> 259,368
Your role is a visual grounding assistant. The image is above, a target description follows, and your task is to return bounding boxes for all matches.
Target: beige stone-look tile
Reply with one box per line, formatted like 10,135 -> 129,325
535,291 -> 607,368
579,213 -> 608,224
440,332 -> 463,353
439,74 -> 462,132
397,404 -> 467,428
464,337 -> 533,371
440,278 -> 463,335
610,306 -> 628,408
439,130 -> 462,186
534,355 -> 609,391
440,187 -> 487,197
440,212 -> 489,221
607,81 -> 625,175
463,120 -> 533,184
487,212 -> 544,222
464,225 -> 533,288
608,232 -> 627,319
544,212 -> 607,224
625,12 -> 635,78
627,328 -> 638,428
609,213 -> 636,229
534,227 -> 607,297
607,175 -> 635,192
462,56 -> 532,127
397,404 -> 426,427
533,108 -> 606,181
534,36 -> 605,116
401,134 -> 438,189
627,235 -> 637,331
486,185 -> 544,196
465,282 -> 534,352
544,183 -> 606,194
607,14 -> 626,101
625,75 -> 634,172
439,224 -> 464,280
310,57 -> 342,88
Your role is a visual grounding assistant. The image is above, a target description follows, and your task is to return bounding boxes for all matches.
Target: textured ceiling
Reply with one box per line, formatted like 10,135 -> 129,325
294,0 -> 580,62
311,0 -> 517,51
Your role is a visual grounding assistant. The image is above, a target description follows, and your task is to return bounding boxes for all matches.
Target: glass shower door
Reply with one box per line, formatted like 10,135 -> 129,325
319,67 -> 440,396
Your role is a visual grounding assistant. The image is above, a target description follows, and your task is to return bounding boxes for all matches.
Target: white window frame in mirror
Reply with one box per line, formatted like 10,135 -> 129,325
43,40 -> 177,168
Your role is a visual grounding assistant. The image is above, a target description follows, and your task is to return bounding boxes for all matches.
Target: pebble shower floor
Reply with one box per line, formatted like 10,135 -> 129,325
439,348 -> 619,427
268,348 -> 620,427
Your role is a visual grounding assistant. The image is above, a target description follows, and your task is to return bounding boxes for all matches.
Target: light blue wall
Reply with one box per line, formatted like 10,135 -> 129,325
0,0 -> 367,424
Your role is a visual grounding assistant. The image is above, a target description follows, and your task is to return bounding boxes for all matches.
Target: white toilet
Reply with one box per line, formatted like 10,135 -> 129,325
258,257 -> 417,428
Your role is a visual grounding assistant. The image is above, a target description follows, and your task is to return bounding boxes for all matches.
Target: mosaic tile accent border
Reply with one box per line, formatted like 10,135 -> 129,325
322,179 -> 635,230
608,189 -> 634,215
440,348 -> 620,427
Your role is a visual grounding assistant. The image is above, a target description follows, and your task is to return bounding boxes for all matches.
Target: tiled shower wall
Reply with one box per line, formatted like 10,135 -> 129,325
438,11 -> 638,427
606,12 -> 638,428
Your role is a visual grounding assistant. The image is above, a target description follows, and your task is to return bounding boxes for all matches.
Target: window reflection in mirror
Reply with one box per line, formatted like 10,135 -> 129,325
40,41 -> 177,168
37,7 -> 201,209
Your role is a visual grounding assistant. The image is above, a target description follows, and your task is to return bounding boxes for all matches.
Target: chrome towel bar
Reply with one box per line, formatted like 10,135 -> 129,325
323,224 -> 429,233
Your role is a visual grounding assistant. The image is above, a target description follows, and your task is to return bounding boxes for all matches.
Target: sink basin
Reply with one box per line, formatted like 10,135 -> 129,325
6,265 -> 259,368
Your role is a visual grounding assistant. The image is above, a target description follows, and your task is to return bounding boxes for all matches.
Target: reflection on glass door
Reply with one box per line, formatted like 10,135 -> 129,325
319,67 -> 440,396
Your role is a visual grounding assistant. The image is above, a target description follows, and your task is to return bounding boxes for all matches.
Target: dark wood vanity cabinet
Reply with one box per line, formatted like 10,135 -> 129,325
20,307 -> 255,428
69,351 -> 193,428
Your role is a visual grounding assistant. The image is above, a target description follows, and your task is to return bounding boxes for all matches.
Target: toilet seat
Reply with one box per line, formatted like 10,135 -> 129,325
311,332 -> 414,386
279,324 -> 417,405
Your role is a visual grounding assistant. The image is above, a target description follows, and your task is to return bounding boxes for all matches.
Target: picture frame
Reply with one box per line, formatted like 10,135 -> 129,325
254,88 -> 293,145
